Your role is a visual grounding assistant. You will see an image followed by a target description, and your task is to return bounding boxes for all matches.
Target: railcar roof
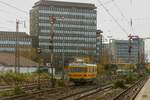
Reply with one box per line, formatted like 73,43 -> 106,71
69,63 -> 96,67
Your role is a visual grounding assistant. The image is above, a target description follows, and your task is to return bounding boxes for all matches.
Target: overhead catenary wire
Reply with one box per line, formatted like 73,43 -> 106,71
96,0 -> 129,37
0,0 -> 28,14
111,0 -> 136,38
111,0 -> 129,25
0,8 -> 27,20
102,18 -> 150,22
0,1 -> 28,32
103,0 -> 118,5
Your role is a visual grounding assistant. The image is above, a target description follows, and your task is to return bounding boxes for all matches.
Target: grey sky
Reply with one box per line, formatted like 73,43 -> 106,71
0,0 -> 150,56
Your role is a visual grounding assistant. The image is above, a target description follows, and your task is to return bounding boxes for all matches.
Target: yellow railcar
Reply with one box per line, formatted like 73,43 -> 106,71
68,63 -> 97,84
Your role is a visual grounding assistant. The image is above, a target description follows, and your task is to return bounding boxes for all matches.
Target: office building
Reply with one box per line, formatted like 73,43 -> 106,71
96,30 -> 103,62
111,39 -> 144,64
0,31 -> 32,52
30,0 -> 97,60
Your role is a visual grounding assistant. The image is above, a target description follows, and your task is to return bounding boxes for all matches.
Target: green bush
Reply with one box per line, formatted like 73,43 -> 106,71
125,74 -> 137,84
14,85 -> 24,95
0,73 -> 31,85
57,80 -> 65,87
113,80 -> 126,89
0,91 -> 13,97
146,68 -> 150,73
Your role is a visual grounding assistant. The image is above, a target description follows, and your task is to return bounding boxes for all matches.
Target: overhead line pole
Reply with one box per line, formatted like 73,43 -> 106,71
130,0 -> 134,34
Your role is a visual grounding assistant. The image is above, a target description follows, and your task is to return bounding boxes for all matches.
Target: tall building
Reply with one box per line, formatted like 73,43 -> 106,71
96,30 -> 103,62
0,31 -> 32,52
30,0 -> 97,60
111,39 -> 144,64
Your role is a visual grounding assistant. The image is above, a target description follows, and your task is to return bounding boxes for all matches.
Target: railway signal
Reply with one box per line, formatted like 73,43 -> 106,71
49,16 -> 65,87
37,48 -> 42,54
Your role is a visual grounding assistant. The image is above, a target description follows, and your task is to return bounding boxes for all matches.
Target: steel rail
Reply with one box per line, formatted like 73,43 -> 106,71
112,77 -> 148,100
57,84 -> 112,100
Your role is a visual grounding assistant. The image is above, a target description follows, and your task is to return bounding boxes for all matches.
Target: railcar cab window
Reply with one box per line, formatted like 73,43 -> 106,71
70,67 -> 87,72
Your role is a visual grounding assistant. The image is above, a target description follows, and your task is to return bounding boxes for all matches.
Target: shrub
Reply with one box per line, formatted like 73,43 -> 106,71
0,91 -> 13,97
57,80 -> 65,87
113,80 -> 126,89
14,85 -> 24,95
125,74 -> 137,84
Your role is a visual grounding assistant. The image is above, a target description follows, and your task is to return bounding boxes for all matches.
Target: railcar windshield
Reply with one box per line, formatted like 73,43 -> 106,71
70,67 -> 87,72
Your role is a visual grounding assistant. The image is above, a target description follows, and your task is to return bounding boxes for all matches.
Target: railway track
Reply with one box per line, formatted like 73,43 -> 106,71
0,83 -> 76,100
0,79 -> 51,91
0,80 -> 53,100
0,84 -> 110,100
40,85 -> 96,100
0,77 -> 124,100
0,82 -> 50,93
112,77 -> 148,100
56,84 -> 112,100
0,87 -> 66,100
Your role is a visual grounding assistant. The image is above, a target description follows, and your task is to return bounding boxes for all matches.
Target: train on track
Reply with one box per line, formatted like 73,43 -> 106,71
67,58 -> 97,84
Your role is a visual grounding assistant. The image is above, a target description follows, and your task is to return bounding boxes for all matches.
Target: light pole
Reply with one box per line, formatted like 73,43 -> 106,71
15,19 -> 25,73
15,20 -> 20,73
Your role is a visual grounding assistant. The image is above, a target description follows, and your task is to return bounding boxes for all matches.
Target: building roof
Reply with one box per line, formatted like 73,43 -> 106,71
0,31 -> 31,38
112,39 -> 144,44
34,0 -> 96,9
0,31 -> 27,34
0,53 -> 38,67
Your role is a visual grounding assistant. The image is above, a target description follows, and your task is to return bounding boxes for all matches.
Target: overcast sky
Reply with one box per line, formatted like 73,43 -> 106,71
1,0 -> 150,38
0,0 -> 150,57
1,0 -> 150,37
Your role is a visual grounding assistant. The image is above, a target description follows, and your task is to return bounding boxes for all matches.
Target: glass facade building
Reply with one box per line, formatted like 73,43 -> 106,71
111,39 -> 145,64
0,31 -> 32,52
96,30 -> 103,62
30,0 -> 97,58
